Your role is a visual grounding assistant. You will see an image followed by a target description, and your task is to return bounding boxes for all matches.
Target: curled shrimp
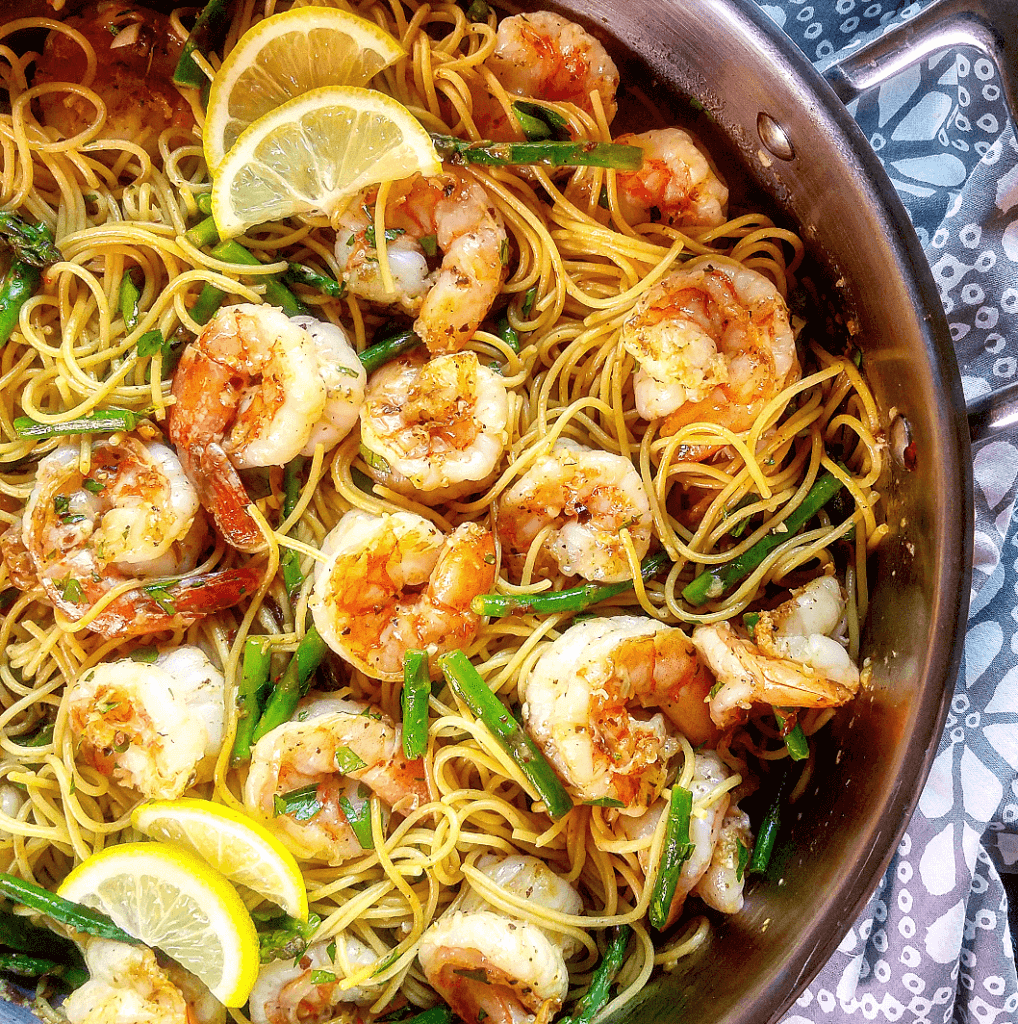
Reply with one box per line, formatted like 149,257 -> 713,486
309,510 -> 497,682
497,440 -> 652,584
418,854 -> 583,1024
64,938 -> 224,1024
691,576 -> 861,729
519,616 -> 717,812
335,171 -> 507,354
0,437 -> 260,637
65,646 -> 225,800
359,351 -> 510,503
33,2 -> 195,159
614,128 -> 729,228
693,803 -> 753,915
619,751 -> 736,927
476,11 -> 620,134
249,933 -> 384,1024
244,694 -> 428,865
619,257 -> 800,437
168,304 -> 365,552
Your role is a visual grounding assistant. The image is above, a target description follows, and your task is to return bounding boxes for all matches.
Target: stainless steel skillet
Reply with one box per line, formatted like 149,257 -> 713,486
534,1 -> 1012,1022
0,1 -> 1013,1022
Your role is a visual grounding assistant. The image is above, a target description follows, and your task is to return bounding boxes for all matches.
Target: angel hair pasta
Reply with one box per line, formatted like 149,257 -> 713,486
0,2 -> 884,1023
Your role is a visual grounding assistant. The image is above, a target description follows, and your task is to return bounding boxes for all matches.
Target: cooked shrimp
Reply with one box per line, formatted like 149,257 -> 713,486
33,2 -> 194,160
63,938 -> 224,1024
692,576 -> 861,729
519,616 -> 717,812
0,437 -> 259,637
692,803 -> 753,915
359,351 -> 510,503
480,11 -> 619,128
249,934 -> 383,1024
168,304 -> 365,552
614,128 -> 729,228
619,258 -> 800,436
497,440 -> 652,584
244,694 -> 428,865
418,854 -> 583,1024
335,172 -> 507,354
65,645 -> 225,799
309,510 -> 496,682
619,751 -> 733,927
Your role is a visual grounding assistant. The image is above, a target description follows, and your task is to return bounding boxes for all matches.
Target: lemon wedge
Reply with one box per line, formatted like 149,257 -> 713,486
132,797 -> 308,921
211,85 -> 441,238
204,6 -> 406,170
57,842 -> 259,1007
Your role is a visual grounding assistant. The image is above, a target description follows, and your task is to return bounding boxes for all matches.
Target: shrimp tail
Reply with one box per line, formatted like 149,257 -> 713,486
166,564 -> 265,615
186,443 -> 267,554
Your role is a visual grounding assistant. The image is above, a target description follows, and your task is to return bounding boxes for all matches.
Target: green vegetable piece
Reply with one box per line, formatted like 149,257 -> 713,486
173,0 -> 229,87
682,470 -> 845,606
440,650 -> 573,819
184,214 -> 219,249
0,213 -> 61,267
14,408 -> 144,439
137,329 -> 170,358
559,924 -> 631,1024
512,101 -> 570,142
0,873 -> 137,943
419,234 -> 438,257
401,649 -> 430,759
231,636 -> 273,765
494,310 -> 519,352
254,910 -> 321,964
472,550 -> 671,617
337,791 -> 374,850
189,283 -> 225,326
284,262 -> 346,299
736,839 -> 750,882
464,0 -> 490,21
773,707 -> 809,762
335,745 -> 367,774
273,784 -> 321,822
210,240 -> 309,318
119,270 -> 141,331
252,626 -> 329,743
748,772 -> 792,876
431,134 -> 643,170
358,328 -> 423,374
648,785 -> 694,929
0,262 -> 41,347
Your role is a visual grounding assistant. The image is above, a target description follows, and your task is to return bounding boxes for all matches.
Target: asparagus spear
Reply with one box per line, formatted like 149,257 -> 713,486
431,134 -> 643,170
173,0 -> 229,87
0,874 -> 136,943
251,626 -> 328,743
401,650 -> 431,759
0,213 -> 61,266
682,470 -> 845,606
439,650 -> 573,819
648,785 -> 694,929
230,636 -> 273,764
559,925 -> 632,1024
358,328 -> 422,374
14,408 -> 144,438
472,551 -> 671,617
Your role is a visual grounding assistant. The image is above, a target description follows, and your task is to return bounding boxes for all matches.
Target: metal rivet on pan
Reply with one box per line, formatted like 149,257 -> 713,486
891,414 -> 916,471
757,113 -> 795,161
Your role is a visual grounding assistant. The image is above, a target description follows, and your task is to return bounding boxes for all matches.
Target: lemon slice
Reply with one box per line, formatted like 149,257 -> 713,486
211,85 -> 442,238
57,842 -> 259,1007
132,798 -> 308,921
204,6 -> 406,170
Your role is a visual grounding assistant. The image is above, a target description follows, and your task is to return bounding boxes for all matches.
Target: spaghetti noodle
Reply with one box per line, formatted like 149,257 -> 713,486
0,2 -> 885,1022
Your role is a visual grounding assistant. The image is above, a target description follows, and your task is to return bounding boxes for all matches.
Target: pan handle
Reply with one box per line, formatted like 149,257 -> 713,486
822,0 -> 1017,129
822,0 -> 1016,448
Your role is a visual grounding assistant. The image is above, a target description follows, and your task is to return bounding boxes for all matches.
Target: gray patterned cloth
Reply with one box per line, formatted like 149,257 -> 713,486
750,1 -> 1018,1021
